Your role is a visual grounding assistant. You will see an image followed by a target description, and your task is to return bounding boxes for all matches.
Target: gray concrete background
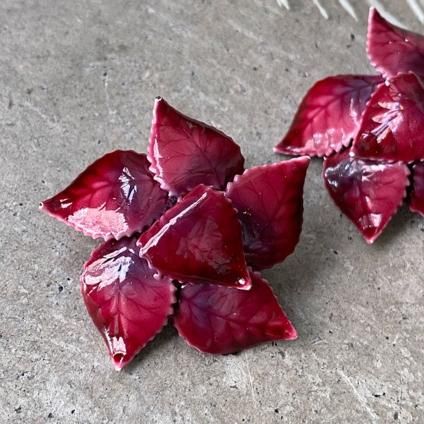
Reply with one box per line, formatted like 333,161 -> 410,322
1,1 -> 423,423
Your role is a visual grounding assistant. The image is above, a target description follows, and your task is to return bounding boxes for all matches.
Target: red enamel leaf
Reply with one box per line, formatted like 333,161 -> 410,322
410,162 -> 424,216
352,73 -> 424,163
81,236 -> 175,370
138,185 -> 251,290
40,150 -> 168,240
174,272 -> 297,354
147,97 -> 245,196
323,150 -> 409,243
274,75 -> 382,157
367,7 -> 424,78
226,157 -> 310,270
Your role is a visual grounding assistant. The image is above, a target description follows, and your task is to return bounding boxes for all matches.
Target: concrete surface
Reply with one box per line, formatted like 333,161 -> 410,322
1,1 -> 423,423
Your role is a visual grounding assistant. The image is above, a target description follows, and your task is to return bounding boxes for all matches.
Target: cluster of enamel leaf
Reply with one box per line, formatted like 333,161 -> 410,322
41,98 -> 309,370
275,8 -> 424,243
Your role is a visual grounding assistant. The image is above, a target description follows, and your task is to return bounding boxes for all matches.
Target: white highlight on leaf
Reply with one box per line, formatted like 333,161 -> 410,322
406,0 -> 424,23
367,0 -> 406,28
276,0 -> 290,10
338,0 -> 358,21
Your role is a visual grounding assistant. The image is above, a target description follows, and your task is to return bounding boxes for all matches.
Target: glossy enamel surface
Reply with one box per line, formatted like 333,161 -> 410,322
81,236 -> 175,370
352,73 -> 424,163
40,150 -> 168,240
147,97 -> 245,196
367,8 -> 424,78
226,157 -> 309,269
138,185 -> 251,289
324,150 -> 409,243
174,272 -> 297,354
274,75 -> 382,157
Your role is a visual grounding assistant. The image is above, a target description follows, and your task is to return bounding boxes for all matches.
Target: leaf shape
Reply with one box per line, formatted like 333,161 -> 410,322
410,161 -> 424,216
367,7 -> 424,78
174,272 -> 297,354
352,73 -> 424,163
147,97 -> 245,196
40,150 -> 168,240
226,157 -> 310,270
81,236 -> 175,370
274,75 -> 382,157
138,185 -> 251,290
323,150 -> 409,244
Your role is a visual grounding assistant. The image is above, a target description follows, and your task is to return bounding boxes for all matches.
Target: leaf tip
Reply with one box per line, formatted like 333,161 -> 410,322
286,324 -> 298,341
112,354 -> 126,371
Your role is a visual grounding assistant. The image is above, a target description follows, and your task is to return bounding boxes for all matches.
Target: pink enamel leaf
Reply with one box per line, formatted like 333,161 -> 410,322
352,73 -> 424,163
81,236 -> 175,370
410,161 -> 424,216
148,97 -> 245,196
274,75 -> 382,157
226,157 -> 310,270
138,185 -> 251,290
367,8 -> 424,78
174,272 -> 297,354
323,150 -> 409,244
40,150 -> 168,240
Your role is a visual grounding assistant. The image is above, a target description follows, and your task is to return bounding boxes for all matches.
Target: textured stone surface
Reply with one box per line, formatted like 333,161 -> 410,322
1,1 -> 423,423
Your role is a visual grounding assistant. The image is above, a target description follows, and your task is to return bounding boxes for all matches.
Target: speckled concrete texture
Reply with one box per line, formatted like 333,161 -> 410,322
1,1 -> 423,423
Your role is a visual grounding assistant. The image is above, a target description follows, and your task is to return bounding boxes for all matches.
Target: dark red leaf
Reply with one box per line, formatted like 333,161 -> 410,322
367,7 -> 424,78
323,150 -> 409,243
410,161 -> 424,216
174,272 -> 297,354
40,150 -> 168,240
138,185 -> 251,290
226,157 -> 310,270
81,236 -> 175,370
352,73 -> 424,163
147,97 -> 245,196
274,75 -> 382,157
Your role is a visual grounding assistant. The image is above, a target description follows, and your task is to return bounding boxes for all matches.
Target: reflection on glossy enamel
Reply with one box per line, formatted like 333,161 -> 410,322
275,75 -> 382,157
226,157 -> 310,270
40,151 -> 168,240
324,150 -> 409,243
81,237 -> 174,370
353,74 -> 424,162
147,98 -> 244,196
138,185 -> 251,289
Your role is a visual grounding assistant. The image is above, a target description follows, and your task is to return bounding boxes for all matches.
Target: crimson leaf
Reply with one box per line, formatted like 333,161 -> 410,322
323,150 -> 409,243
81,236 -> 175,370
41,150 -> 168,240
274,75 -> 382,157
148,97 -> 244,196
138,185 -> 251,290
226,157 -> 309,270
174,272 -> 297,354
352,73 -> 424,163
367,7 -> 424,78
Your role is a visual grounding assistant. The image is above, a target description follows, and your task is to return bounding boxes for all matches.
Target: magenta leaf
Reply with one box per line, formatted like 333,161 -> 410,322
274,75 -> 382,157
81,236 -> 175,370
40,150 -> 168,240
410,162 -> 424,216
352,73 -> 424,163
147,97 -> 245,196
138,185 -> 251,289
367,8 -> 424,78
174,272 -> 297,354
323,150 -> 409,243
226,157 -> 310,270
